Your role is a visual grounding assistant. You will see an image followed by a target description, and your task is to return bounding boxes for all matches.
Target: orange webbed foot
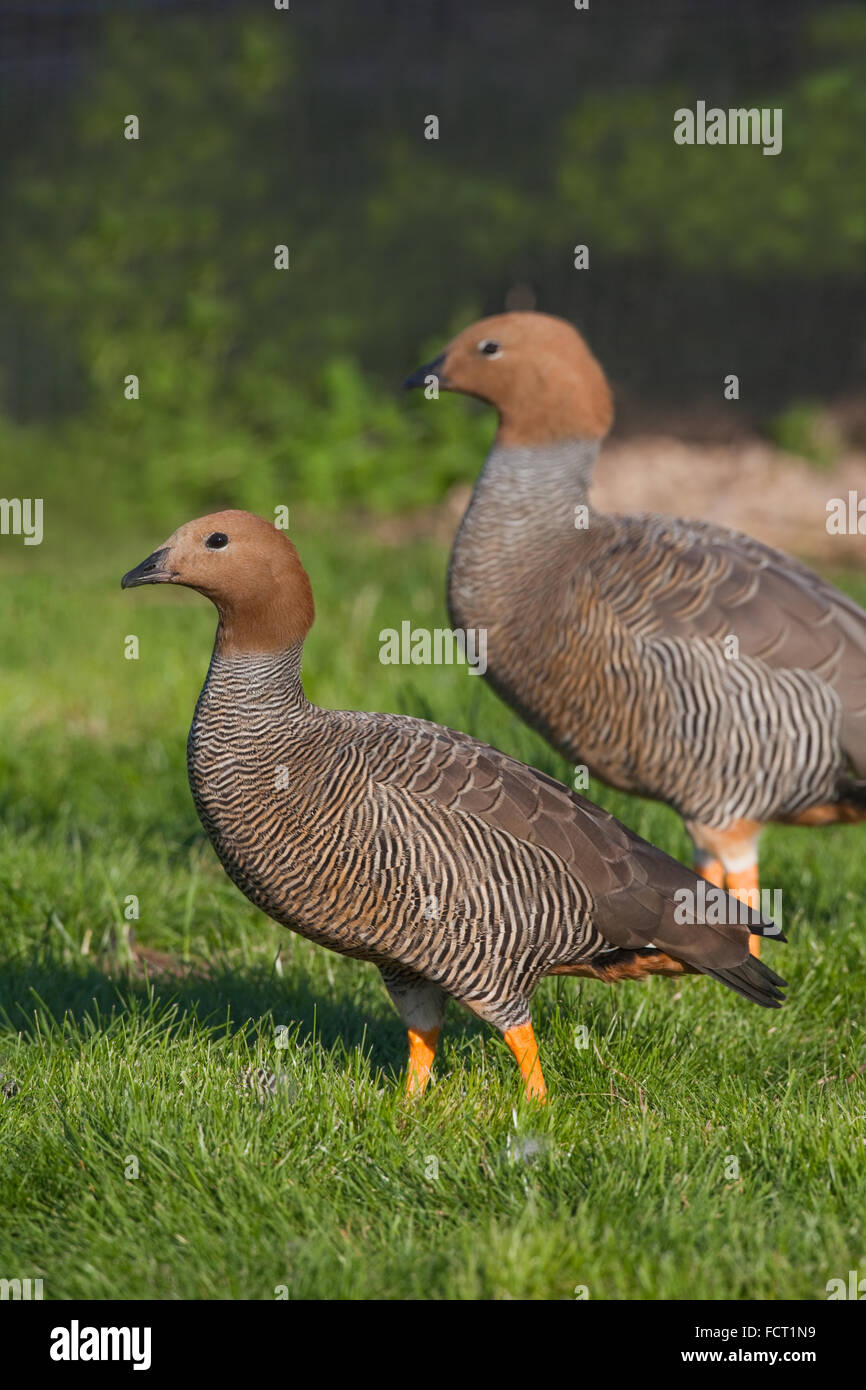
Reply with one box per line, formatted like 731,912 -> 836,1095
406,1026 -> 439,1097
504,1021 -> 547,1103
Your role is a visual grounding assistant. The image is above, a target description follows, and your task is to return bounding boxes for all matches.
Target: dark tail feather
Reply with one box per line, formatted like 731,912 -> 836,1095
836,775 -> 866,817
750,918 -> 786,944
702,954 -> 787,1009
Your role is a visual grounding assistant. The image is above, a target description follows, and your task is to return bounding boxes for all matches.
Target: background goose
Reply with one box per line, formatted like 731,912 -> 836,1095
406,311 -> 866,949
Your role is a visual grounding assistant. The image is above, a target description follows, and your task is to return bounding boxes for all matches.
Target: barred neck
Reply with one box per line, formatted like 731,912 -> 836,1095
203,641 -> 311,715
462,438 -> 599,538
450,440 -> 599,617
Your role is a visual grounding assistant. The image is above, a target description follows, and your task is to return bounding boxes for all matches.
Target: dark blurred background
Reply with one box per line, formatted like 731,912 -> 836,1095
1,0 -> 864,525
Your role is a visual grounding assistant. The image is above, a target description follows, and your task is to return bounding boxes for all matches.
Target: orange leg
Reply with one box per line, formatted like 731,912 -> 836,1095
726,866 -> 762,958
694,855 -> 725,890
691,821 -> 763,960
406,1026 -> 439,1096
504,1021 -> 547,1103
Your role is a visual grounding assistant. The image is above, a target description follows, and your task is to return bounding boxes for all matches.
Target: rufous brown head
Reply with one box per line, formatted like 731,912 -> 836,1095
405,311 -> 613,447
121,509 -> 315,655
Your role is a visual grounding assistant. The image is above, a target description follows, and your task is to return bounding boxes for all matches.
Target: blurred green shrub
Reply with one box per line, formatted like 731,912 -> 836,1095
765,402 -> 845,470
0,356 -> 493,533
1,6 -> 864,530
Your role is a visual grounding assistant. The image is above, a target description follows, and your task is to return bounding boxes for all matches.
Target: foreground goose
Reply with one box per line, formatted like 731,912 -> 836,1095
122,510 -> 785,1101
406,311 -> 866,948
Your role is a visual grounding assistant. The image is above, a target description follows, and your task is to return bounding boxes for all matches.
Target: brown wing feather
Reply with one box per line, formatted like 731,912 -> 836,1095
600,515 -> 866,771
367,715 -> 779,978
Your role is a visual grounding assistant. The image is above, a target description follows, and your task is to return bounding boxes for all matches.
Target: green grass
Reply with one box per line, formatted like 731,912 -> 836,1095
1,524 -> 865,1300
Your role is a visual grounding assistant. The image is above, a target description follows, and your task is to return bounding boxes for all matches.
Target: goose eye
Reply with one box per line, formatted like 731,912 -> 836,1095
478,339 -> 502,357
205,532 -> 229,550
